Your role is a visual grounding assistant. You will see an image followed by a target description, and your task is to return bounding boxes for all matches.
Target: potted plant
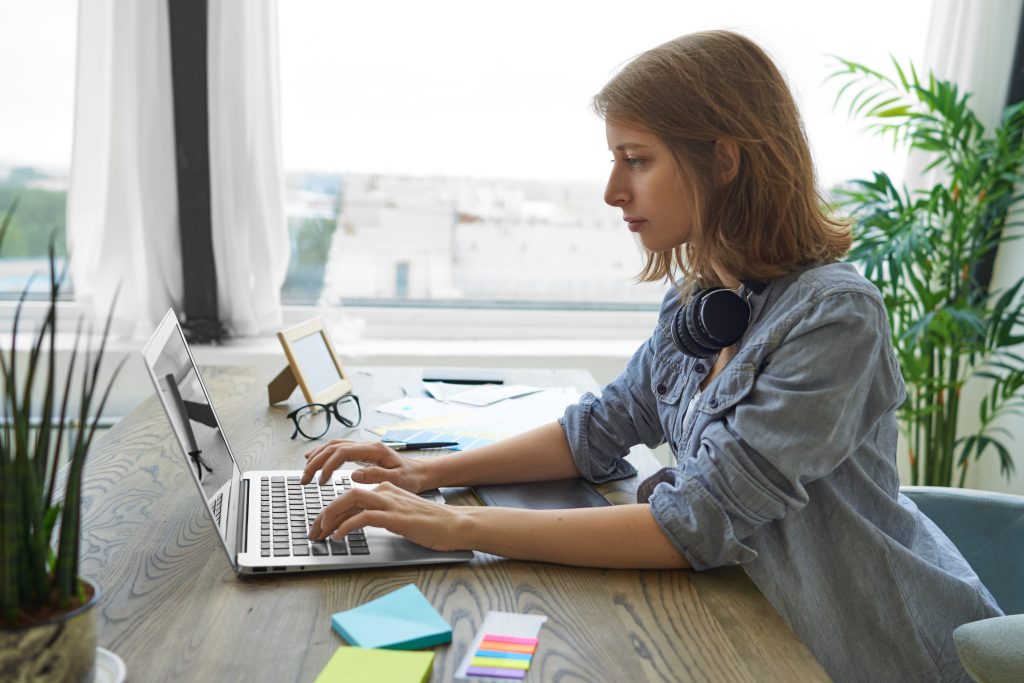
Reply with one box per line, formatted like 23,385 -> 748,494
0,200 -> 124,681
830,57 -> 1024,487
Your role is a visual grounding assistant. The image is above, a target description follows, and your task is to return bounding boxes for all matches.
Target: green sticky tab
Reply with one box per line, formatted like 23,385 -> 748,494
314,646 -> 434,683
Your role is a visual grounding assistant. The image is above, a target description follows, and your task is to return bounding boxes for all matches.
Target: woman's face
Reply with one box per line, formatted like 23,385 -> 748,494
604,121 -> 695,253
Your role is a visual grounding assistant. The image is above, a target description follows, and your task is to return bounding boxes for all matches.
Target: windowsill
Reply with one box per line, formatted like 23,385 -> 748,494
0,300 -> 662,346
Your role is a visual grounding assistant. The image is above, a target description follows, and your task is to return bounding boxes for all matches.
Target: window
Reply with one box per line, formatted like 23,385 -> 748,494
0,1 -> 77,299
279,1 -> 934,309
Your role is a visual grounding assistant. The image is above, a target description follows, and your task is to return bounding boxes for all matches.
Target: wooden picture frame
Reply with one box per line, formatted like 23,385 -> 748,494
267,318 -> 352,405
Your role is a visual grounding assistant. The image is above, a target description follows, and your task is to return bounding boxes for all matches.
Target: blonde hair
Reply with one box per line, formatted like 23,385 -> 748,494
593,30 -> 850,291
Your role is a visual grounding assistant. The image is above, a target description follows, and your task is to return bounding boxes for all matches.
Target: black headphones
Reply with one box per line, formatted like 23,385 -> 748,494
670,279 -> 768,358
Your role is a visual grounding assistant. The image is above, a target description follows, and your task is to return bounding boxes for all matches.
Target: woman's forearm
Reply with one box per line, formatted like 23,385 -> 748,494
456,503 -> 690,569
426,421 -> 582,488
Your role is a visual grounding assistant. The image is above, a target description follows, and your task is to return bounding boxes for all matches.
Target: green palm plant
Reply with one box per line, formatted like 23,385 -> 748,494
0,199 -> 125,624
829,57 -> 1024,487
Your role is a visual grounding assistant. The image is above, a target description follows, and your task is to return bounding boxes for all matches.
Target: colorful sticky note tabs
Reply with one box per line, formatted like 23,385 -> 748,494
331,584 -> 452,650
314,646 -> 434,683
456,610 -> 548,680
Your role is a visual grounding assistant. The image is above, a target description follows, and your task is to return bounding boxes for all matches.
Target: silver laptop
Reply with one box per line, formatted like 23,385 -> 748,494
142,309 -> 474,575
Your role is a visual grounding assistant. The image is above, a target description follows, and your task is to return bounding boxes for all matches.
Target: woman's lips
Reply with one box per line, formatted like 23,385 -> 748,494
625,218 -> 646,232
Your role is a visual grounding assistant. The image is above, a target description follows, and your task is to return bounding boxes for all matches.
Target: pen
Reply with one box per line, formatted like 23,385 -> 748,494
383,441 -> 459,451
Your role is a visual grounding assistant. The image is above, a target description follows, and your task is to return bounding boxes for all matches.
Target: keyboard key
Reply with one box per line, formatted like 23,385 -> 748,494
311,543 -> 329,556
328,539 -> 347,555
292,545 -> 310,556
261,549 -> 270,556
350,546 -> 370,555
273,548 -> 290,556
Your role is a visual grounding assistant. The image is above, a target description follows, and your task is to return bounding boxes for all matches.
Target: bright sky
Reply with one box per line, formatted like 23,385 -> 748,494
1,0 -> 935,189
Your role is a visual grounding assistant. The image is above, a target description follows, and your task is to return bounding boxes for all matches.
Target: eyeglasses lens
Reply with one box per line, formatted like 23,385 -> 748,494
295,405 -> 330,439
336,396 -> 361,427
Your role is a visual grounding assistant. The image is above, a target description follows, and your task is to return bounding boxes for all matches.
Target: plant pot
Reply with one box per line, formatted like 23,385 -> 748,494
0,578 -> 100,683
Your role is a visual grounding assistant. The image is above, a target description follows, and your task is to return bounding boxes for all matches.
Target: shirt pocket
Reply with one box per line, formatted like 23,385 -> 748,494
650,354 -> 684,405
697,363 -> 756,416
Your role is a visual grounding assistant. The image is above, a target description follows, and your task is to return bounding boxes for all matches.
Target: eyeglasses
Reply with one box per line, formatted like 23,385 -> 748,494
286,394 -> 362,440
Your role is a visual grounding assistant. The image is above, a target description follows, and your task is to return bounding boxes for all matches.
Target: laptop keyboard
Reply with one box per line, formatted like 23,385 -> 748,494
259,475 -> 370,558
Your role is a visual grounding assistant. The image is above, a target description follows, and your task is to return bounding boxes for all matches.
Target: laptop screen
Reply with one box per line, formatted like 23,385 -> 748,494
142,310 -> 240,564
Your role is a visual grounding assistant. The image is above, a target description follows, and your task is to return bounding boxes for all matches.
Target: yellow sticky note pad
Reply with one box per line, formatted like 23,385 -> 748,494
471,656 -> 531,670
314,646 -> 434,683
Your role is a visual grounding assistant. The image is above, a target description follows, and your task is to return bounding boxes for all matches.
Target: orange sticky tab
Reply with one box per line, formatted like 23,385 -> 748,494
478,640 -> 537,655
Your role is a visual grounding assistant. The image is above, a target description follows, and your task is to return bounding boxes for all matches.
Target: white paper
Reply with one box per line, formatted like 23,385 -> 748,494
422,381 -> 467,401
371,387 -> 582,450
374,397 -> 471,420
455,610 -> 549,679
446,384 -> 544,407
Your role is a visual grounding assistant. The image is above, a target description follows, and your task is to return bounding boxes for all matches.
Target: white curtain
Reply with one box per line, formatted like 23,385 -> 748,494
69,0 -> 289,338
208,0 -> 290,337
68,0 -> 181,338
915,0 -> 1024,493
904,0 -> 1022,186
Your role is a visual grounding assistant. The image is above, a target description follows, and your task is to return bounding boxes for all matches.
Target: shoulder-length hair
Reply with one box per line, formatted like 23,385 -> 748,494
593,30 -> 850,291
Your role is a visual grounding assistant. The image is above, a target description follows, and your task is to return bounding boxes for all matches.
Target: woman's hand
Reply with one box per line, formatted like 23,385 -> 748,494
299,439 -> 435,492
307,481 -> 469,552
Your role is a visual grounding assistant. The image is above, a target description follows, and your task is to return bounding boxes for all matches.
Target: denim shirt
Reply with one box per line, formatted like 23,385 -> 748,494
560,262 -> 1003,683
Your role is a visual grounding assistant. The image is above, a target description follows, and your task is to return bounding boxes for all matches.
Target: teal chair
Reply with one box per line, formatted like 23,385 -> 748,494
901,486 -> 1024,683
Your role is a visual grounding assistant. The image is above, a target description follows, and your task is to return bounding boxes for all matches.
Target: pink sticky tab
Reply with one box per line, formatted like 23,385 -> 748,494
482,634 -> 539,646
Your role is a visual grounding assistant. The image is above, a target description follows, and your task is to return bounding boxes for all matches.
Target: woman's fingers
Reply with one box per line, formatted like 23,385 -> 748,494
300,441 -> 403,485
330,510 -> 393,540
308,487 -> 387,539
351,466 -> 393,485
304,438 -> 349,460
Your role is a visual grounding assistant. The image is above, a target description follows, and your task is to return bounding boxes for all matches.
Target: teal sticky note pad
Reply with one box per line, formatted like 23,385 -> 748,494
331,584 -> 452,650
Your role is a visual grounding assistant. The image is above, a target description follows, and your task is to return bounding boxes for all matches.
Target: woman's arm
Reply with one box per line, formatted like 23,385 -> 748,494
459,503 -> 690,569
427,421 -> 582,488
300,421 -> 580,489
308,481 -> 691,570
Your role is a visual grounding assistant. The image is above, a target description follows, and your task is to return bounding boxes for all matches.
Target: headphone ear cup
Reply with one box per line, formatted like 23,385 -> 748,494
698,289 -> 751,347
671,290 -> 719,358
686,288 -> 722,351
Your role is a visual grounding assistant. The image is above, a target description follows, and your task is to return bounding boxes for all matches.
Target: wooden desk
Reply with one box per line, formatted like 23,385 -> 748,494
79,366 -> 829,682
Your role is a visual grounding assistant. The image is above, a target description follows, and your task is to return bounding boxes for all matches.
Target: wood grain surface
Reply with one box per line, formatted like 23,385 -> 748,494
77,365 -> 829,682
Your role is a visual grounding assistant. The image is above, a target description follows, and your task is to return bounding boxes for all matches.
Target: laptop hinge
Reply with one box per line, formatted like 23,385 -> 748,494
238,478 -> 249,554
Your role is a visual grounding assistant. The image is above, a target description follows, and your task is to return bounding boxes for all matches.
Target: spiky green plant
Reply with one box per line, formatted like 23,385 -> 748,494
0,199 -> 125,624
830,57 -> 1024,487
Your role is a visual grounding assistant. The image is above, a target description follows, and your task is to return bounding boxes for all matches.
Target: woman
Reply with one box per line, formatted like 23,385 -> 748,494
303,31 -> 1002,682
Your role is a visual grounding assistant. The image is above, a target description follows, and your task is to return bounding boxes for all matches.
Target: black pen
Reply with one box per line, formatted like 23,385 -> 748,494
382,441 -> 459,451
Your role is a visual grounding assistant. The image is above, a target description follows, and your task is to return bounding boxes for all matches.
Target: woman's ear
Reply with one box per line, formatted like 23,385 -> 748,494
713,139 -> 740,187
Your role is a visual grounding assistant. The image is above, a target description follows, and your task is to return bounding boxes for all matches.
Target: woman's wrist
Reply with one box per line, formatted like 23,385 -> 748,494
452,505 -> 485,550
416,453 -> 451,490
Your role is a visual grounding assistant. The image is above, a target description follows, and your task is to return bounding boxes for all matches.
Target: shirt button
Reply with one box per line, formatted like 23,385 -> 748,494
708,398 -> 718,409
656,383 -> 667,395
694,363 -> 706,374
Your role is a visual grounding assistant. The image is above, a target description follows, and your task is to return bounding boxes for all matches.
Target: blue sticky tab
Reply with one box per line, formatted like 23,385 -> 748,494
330,584 -> 452,650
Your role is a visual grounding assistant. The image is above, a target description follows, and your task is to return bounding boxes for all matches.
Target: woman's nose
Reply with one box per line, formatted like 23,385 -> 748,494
604,172 -> 629,207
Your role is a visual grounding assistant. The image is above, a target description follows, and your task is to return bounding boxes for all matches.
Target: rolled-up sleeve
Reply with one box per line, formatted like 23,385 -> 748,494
647,290 -> 905,570
559,338 -> 667,483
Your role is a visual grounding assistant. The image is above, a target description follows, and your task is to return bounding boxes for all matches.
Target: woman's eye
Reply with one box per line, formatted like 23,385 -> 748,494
626,157 -> 646,168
